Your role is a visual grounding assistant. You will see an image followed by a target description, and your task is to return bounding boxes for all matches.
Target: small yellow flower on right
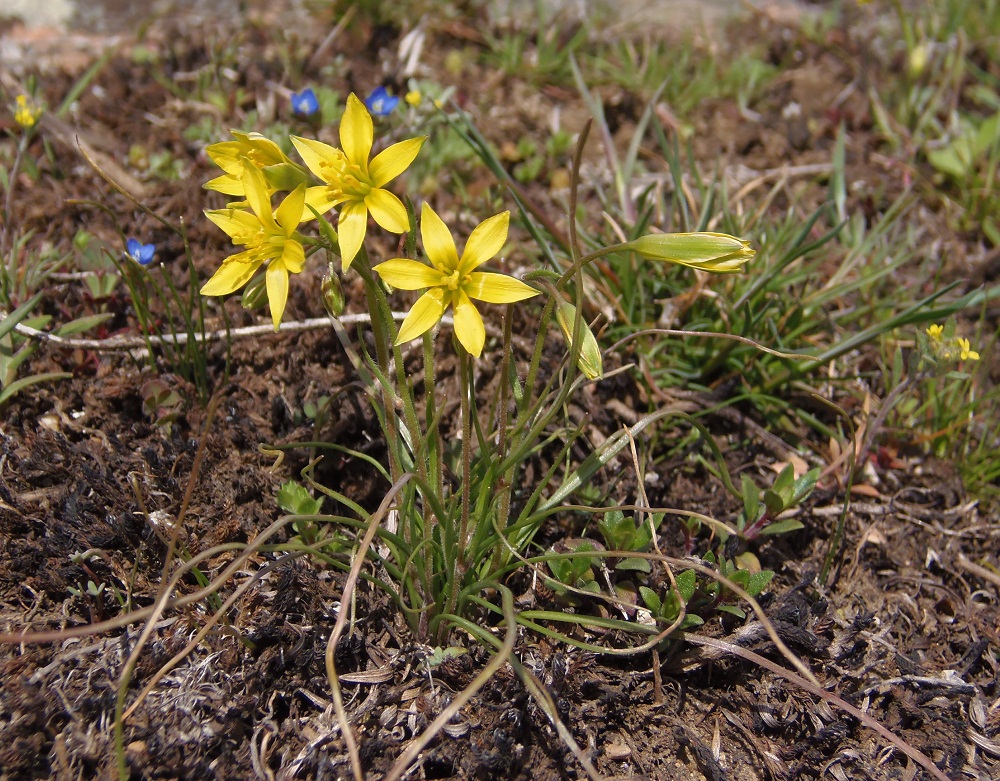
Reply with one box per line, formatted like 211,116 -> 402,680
957,338 -> 979,361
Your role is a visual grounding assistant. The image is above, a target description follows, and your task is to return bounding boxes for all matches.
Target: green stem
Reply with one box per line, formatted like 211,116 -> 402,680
457,347 -> 474,565
355,248 -> 403,482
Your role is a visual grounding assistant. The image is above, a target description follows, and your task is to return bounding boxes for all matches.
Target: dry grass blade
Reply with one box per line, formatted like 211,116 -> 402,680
122,550 -> 310,722
680,633 -> 952,781
325,474 -> 413,781
383,588 -> 521,781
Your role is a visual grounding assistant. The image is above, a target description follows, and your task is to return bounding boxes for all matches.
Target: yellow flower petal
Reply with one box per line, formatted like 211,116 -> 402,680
203,173 -> 246,196
374,259 -> 445,290
279,238 -> 306,273
240,164 -> 276,229
458,211 -> 509,275
204,209 -> 261,242
200,255 -> 262,296
337,199 -> 369,271
396,288 -> 447,345
266,262 -> 289,330
370,136 -> 426,188
341,93 -> 373,171
301,186 -> 341,221
276,184 -> 306,233
366,188 -> 409,234
205,141 -> 245,175
290,135 -> 339,182
464,272 -> 538,303
419,203 -> 459,272
452,290 -> 486,357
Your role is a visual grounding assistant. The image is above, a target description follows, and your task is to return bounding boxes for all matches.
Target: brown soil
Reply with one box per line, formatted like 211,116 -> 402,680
1,3 -> 998,780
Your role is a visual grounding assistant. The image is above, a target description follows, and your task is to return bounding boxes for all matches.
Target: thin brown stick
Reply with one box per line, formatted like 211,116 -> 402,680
8,312 -> 447,352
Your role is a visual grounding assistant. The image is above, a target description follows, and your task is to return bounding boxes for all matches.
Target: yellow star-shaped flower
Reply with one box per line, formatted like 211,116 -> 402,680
201,162 -> 307,330
291,93 -> 425,271
374,205 -> 538,357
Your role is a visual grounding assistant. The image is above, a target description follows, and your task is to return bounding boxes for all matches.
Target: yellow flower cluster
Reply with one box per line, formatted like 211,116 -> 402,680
201,93 -> 427,329
201,92 -> 755,357
925,323 -> 980,361
13,94 -> 42,129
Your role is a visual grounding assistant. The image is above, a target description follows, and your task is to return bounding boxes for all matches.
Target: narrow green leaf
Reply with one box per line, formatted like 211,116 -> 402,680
56,313 -> 114,336
0,371 -> 73,405
0,291 -> 44,340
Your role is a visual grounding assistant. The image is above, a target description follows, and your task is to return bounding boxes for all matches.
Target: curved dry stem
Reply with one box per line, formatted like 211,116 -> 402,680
679,633 -> 951,781
383,587 -> 519,781
325,473 -> 413,781
512,658 -> 603,781
1,541 -> 251,644
0,516 -> 306,646
123,550 -> 309,722
605,327 -> 815,362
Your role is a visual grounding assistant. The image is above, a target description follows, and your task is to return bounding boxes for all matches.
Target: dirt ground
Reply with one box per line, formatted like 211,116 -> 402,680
0,1 -> 998,780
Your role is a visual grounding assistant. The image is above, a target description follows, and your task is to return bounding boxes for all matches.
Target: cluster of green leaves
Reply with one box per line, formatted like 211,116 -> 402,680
735,464 -> 819,541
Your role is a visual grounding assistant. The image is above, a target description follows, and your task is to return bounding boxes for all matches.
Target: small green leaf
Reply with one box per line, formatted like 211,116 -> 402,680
276,480 -> 323,515
0,371 -> 73,405
716,605 -> 746,619
639,585 -> 662,613
747,570 -> 775,596
615,557 -> 651,573
674,569 -> 697,602
0,291 -> 44,340
772,463 -> 795,500
762,488 -> 784,517
792,468 -> 820,503
759,518 -> 805,536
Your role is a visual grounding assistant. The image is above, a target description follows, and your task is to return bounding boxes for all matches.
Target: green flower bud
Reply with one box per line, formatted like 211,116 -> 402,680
554,298 -> 603,380
263,162 -> 312,192
625,232 -> 754,273
321,262 -> 345,317
240,271 -> 268,309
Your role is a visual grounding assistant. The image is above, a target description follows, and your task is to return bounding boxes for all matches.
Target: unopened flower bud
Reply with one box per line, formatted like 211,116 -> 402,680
554,298 -> 603,380
241,272 -> 268,310
626,232 -> 754,273
321,262 -> 345,317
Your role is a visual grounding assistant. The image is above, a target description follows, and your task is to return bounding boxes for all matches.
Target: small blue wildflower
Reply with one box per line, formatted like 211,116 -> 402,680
126,238 -> 156,266
291,88 -> 319,117
365,86 -> 399,117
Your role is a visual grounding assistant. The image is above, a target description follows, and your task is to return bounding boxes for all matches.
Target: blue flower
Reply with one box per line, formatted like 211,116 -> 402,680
291,88 -> 319,117
364,86 -> 399,117
126,238 -> 156,266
